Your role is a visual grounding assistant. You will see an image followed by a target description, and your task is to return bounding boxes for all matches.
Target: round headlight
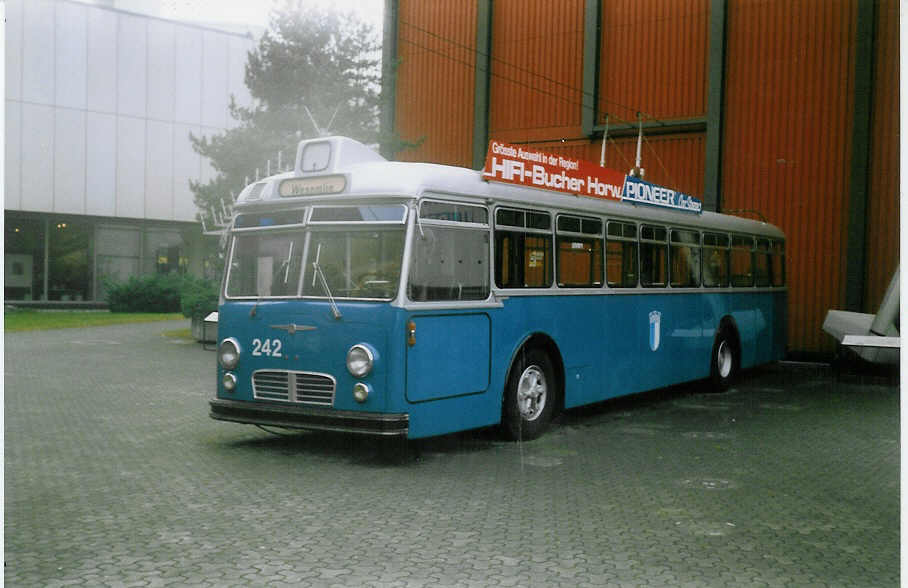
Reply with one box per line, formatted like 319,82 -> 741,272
346,344 -> 374,378
353,382 -> 370,403
222,373 -> 237,392
218,338 -> 241,370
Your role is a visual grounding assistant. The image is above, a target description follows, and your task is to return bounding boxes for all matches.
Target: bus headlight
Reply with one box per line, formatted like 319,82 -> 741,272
218,338 -> 241,370
353,382 -> 370,403
222,373 -> 237,392
346,344 -> 374,378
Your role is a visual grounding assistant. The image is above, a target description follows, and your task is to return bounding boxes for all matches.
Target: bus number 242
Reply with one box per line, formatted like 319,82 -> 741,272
251,338 -> 283,358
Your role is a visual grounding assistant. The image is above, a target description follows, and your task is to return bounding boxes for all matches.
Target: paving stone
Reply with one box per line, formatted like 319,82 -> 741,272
4,322 -> 899,587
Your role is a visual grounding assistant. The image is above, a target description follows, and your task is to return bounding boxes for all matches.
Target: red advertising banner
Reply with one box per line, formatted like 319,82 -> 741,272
481,140 -> 626,202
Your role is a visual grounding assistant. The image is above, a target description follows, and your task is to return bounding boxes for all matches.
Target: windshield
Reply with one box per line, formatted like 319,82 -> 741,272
225,232 -> 305,298
302,229 -> 405,300
226,229 -> 405,300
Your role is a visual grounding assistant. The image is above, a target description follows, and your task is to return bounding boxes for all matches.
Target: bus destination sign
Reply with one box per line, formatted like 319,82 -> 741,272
279,175 -> 346,197
482,140 -> 702,214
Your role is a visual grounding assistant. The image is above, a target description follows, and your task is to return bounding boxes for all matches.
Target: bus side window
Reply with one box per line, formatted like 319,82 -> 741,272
408,202 -> 490,301
730,235 -> 754,287
606,221 -> 637,287
670,229 -> 700,287
640,225 -> 668,287
754,238 -> 771,286
556,215 -> 603,288
495,208 -> 553,289
770,240 -> 785,286
702,232 -> 730,287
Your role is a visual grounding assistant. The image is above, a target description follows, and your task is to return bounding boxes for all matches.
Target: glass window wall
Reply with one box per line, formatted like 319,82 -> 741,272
4,215 -> 46,301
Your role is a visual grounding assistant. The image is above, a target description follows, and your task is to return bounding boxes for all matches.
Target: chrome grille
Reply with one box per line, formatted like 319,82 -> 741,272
252,371 -> 290,401
252,371 -> 335,406
295,373 -> 335,405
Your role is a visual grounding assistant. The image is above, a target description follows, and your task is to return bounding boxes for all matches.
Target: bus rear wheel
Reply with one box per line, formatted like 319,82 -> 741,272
710,328 -> 739,392
502,349 -> 556,441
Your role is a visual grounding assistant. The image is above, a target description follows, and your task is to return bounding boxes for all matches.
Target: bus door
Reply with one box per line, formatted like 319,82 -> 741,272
403,202 -> 493,403
405,313 -> 491,403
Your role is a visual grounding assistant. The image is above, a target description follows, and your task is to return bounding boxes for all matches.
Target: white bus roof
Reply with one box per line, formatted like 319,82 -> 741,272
236,136 -> 785,240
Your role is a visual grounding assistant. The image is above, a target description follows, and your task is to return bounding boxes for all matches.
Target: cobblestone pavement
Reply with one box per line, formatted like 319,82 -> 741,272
5,321 -> 899,587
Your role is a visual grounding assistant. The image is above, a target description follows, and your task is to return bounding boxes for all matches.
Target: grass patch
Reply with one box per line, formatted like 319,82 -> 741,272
4,309 -> 186,332
161,327 -> 194,341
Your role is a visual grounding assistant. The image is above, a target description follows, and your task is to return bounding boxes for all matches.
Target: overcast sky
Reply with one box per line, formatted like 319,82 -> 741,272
77,0 -> 385,38
158,0 -> 384,33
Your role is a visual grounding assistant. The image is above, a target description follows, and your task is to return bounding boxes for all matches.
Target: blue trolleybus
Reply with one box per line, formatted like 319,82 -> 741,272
210,136 -> 786,440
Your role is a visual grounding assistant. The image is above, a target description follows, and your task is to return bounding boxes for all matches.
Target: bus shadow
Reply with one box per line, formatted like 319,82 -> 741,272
221,429 -> 421,466
219,377 -> 758,465
557,379 -> 709,428
221,426 -> 509,467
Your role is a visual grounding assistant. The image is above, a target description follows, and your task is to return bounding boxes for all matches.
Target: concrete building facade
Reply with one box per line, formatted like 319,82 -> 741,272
4,0 -> 255,303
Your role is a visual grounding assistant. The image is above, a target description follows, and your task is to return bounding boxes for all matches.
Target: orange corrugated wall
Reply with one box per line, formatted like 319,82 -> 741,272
599,0 -> 709,122
722,0 -> 856,354
488,0 -> 585,143
864,0 -> 899,312
395,0 -> 476,166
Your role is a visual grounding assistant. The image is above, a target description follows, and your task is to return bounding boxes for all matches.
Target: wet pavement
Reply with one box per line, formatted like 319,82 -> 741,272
4,320 -> 899,586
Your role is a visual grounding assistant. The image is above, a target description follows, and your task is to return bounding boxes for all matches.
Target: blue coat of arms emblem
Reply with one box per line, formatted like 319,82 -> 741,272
649,310 -> 661,351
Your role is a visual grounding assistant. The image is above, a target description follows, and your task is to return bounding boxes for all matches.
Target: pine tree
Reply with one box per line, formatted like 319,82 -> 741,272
189,6 -> 382,229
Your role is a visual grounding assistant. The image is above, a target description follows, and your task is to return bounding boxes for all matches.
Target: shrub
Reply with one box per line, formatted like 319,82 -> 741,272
104,273 -> 186,313
104,273 -> 220,316
180,275 -> 219,320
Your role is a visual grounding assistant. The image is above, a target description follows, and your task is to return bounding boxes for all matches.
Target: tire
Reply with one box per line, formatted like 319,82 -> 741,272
502,348 -> 557,441
710,328 -> 739,392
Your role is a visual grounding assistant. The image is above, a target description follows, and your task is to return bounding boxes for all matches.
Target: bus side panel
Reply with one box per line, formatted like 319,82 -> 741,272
726,292 -> 757,368
753,293 -> 773,366
400,290 -> 787,439
703,291 -> 755,370
711,291 -> 785,370
405,391 -> 504,439
405,313 -> 491,402
560,294 -> 638,407
489,296 -> 606,411
745,290 -> 788,366
547,296 -> 606,409
629,293 -> 708,393
772,291 -> 788,360
490,293 -> 712,410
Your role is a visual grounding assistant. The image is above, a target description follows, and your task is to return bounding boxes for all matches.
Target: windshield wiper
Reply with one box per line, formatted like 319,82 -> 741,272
282,241 -> 294,284
312,243 -> 342,320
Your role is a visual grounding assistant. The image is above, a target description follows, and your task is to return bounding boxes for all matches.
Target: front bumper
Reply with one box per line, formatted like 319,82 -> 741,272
209,398 -> 409,437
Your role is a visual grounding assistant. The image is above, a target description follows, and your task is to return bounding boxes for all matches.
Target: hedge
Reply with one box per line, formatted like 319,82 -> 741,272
104,274 -> 218,318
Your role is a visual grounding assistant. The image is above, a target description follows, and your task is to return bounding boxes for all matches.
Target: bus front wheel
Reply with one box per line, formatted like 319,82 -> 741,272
710,328 -> 739,392
502,349 -> 556,441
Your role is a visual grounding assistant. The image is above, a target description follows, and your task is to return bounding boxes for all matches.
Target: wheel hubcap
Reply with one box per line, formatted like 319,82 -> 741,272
517,365 -> 547,421
717,340 -> 733,379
